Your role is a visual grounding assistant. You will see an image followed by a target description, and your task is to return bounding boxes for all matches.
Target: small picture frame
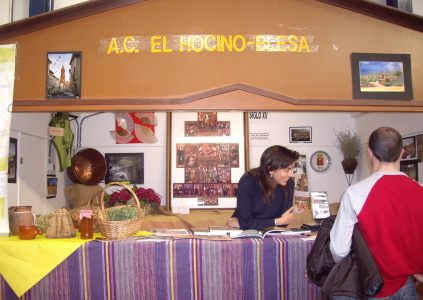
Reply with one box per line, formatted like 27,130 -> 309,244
401,136 -> 417,160
105,153 -> 144,184
400,160 -> 418,181
417,134 -> 423,161
46,51 -> 82,99
289,126 -> 312,143
8,137 -> 17,183
47,176 -> 58,199
351,53 -> 412,100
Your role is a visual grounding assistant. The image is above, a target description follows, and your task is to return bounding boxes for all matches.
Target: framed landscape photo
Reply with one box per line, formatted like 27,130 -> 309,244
289,126 -> 312,143
46,51 -> 82,99
47,176 -> 58,199
351,53 -> 412,100
105,153 -> 144,184
169,112 -> 247,211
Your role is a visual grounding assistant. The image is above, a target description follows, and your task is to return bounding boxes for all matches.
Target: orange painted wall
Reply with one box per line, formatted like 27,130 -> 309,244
5,0 -> 423,103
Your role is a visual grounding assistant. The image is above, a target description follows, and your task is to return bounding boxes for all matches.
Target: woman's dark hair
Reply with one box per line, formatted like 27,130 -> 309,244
368,127 -> 403,162
249,145 -> 299,204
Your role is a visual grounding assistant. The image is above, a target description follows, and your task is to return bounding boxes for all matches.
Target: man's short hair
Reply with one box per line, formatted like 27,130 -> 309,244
368,127 -> 403,162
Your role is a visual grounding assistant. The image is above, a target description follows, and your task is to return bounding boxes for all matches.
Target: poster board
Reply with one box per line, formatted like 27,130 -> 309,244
169,112 -> 246,211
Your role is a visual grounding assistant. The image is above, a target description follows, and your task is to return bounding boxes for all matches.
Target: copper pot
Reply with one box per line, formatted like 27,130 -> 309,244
67,148 -> 106,185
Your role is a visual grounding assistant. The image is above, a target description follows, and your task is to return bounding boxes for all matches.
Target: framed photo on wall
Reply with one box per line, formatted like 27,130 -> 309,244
168,112 -> 247,211
351,53 -> 412,100
289,126 -> 312,143
46,51 -> 82,99
105,153 -> 144,184
416,134 -> 423,161
400,160 -> 418,181
401,136 -> 417,160
8,137 -> 17,183
47,176 -> 58,199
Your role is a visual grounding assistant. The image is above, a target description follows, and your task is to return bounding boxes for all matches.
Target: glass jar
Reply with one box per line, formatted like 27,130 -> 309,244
79,210 -> 93,239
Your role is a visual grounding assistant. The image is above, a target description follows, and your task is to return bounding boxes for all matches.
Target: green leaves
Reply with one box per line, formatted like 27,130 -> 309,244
335,129 -> 360,159
107,206 -> 138,221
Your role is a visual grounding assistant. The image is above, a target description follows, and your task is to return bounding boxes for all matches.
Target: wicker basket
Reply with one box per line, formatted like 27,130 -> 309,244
97,182 -> 144,240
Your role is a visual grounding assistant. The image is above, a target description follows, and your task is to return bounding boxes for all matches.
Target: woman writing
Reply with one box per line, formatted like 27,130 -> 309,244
227,145 -> 299,230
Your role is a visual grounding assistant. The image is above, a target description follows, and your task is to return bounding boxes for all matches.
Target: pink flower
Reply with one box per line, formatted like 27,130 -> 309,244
108,186 -> 162,207
134,187 -> 161,206
109,188 -> 132,205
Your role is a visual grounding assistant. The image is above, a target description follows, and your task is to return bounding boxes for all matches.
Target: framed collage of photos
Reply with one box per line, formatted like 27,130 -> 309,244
169,112 -> 247,210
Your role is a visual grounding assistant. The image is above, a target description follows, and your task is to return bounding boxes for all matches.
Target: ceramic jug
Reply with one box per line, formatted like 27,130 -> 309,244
8,206 -> 36,235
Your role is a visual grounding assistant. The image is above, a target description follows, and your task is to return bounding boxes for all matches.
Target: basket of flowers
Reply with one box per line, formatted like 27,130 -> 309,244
106,185 -> 162,215
97,182 -> 145,240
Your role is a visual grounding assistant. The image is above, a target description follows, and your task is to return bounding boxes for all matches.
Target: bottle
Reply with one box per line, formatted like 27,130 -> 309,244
79,210 -> 93,239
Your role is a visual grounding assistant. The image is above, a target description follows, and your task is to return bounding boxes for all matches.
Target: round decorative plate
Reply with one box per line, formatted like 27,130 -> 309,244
310,151 -> 331,172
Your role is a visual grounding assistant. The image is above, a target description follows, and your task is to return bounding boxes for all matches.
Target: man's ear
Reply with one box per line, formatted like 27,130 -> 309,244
367,147 -> 373,159
399,148 -> 405,160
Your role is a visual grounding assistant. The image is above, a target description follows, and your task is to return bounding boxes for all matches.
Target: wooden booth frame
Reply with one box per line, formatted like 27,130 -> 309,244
105,153 -> 144,184
167,112 -> 248,211
46,51 -> 82,99
351,53 -> 413,100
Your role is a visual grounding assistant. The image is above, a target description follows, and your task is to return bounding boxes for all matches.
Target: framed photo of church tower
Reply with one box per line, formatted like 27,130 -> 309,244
46,51 -> 82,99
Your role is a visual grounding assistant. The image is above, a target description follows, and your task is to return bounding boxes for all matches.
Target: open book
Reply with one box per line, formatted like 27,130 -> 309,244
230,227 -> 311,239
191,226 -> 243,237
191,226 -> 311,238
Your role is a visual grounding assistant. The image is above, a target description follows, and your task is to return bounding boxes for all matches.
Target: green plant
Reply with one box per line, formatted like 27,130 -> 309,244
107,206 -> 138,221
334,129 -> 360,159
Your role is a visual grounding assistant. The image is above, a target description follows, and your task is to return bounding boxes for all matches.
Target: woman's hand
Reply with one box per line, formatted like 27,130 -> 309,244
414,273 -> 423,283
275,207 -> 294,226
226,217 -> 240,228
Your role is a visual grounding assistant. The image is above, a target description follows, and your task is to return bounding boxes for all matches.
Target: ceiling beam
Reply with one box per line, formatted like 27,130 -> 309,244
318,0 -> 423,32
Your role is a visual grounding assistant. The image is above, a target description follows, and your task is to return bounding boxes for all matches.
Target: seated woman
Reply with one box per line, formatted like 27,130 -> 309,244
227,145 -> 299,230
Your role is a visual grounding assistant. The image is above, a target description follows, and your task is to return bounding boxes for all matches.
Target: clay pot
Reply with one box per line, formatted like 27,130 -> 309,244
8,206 -> 35,235
18,225 -> 42,240
341,158 -> 358,174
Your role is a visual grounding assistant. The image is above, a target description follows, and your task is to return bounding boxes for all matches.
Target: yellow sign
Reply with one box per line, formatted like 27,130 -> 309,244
101,34 -> 318,55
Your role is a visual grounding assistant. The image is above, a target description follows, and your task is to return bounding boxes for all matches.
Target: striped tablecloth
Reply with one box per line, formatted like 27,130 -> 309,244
0,236 -> 319,300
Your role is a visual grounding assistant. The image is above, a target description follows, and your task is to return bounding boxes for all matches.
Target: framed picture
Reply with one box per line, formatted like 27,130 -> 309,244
401,136 -> 417,160
168,112 -> 247,210
400,160 -> 418,181
289,126 -> 312,143
47,176 -> 58,199
292,154 -> 308,191
105,153 -> 144,184
8,137 -> 17,183
46,51 -> 82,99
417,134 -> 423,161
351,53 -> 412,100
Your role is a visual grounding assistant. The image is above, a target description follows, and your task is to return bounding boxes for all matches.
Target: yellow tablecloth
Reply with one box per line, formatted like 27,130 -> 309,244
0,231 -> 151,297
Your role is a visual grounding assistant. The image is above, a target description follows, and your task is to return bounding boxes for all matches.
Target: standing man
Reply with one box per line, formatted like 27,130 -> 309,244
330,127 -> 423,299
